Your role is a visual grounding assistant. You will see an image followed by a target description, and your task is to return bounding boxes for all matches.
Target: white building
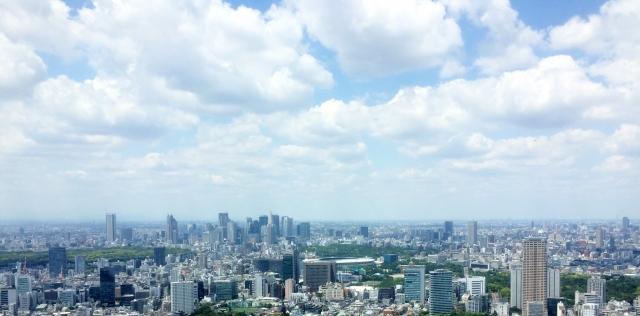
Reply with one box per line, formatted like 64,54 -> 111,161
171,281 -> 198,316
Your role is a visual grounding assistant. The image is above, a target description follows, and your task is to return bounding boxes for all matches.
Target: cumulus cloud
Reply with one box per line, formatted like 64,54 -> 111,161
0,34 -> 46,97
290,0 -> 462,77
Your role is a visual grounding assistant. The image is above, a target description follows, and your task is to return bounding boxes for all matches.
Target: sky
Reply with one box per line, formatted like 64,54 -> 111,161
0,0 -> 639,222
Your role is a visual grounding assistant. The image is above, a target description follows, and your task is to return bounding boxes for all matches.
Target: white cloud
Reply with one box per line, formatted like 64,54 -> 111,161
548,0 -> 640,59
0,34 -> 46,97
443,0 -> 543,74
607,124 -> 640,156
290,0 -> 462,76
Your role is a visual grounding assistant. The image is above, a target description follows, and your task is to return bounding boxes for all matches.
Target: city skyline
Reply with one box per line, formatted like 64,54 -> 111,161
1,0 -> 639,220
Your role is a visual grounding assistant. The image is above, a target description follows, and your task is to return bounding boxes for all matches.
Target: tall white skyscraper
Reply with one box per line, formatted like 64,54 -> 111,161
171,281 -> 198,315
403,265 -> 425,304
510,262 -> 523,309
105,213 -> 116,242
15,274 -> 31,295
522,238 -> 548,316
166,214 -> 178,244
75,255 -> 86,274
547,268 -> 560,298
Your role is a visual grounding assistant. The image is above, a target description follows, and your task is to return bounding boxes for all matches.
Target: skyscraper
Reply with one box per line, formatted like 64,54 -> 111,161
444,221 -> 454,240
105,213 -> 116,242
166,214 -> 178,244
403,265 -> 425,304
359,226 -> 369,238
429,269 -> 453,314
522,238 -> 547,316
75,255 -> 86,274
99,267 -> 115,306
510,263 -> 523,309
218,212 -> 229,227
303,260 -> 335,292
596,227 -> 605,248
587,276 -> 606,306
154,247 -> 166,266
282,216 -> 294,238
467,221 -> 478,245
282,251 -> 299,283
269,213 -> 280,237
547,268 -> 561,298
171,281 -> 198,315
48,246 -> 67,278
297,222 -> 311,241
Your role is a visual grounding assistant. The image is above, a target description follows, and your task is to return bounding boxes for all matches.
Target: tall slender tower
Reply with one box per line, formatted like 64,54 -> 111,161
166,214 -> 178,244
105,213 -> 116,242
522,238 -> 547,316
467,221 -> 478,245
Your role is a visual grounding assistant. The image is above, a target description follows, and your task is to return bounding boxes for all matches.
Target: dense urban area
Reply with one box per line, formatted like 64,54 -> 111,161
0,214 -> 638,316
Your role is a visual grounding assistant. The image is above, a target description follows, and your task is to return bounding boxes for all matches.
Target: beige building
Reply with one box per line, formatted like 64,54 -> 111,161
522,238 -> 547,316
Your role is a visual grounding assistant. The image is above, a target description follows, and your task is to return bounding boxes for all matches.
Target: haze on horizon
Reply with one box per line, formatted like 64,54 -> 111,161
0,0 -> 639,221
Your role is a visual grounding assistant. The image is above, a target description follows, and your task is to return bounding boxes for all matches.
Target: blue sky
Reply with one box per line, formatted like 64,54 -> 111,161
0,0 -> 638,221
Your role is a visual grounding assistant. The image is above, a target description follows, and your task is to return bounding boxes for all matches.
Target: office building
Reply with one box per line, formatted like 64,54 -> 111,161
154,247 -> 166,266
15,274 -> 31,295
166,214 -> 178,244
522,238 -> 547,316
218,212 -> 229,227
99,267 -> 115,306
464,276 -> 486,296
527,301 -> 546,316
284,278 -> 295,300
75,255 -> 86,275
48,246 -> 68,278
120,227 -> 133,241
171,281 -> 198,315
596,228 -> 605,248
547,268 -> 561,298
582,303 -> 600,316
0,288 -> 17,307
282,216 -> 294,237
466,294 -> 489,313
587,276 -> 606,306
511,262 -> 523,309
429,269 -> 453,314
359,226 -> 369,238
303,260 -> 336,292
467,221 -> 478,245
404,265 -> 425,304
269,213 -> 280,237
106,213 -> 116,242
282,251 -> 299,283
212,280 -> 237,301
297,222 -> 311,240
547,297 -> 565,316
444,221 -> 454,240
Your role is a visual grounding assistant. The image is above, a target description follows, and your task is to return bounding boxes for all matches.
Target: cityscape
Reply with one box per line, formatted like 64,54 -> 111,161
1,0 -> 639,315
0,215 -> 639,315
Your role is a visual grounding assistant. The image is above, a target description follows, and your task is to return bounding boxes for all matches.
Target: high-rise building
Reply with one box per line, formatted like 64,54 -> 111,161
269,213 -> 280,237
75,256 -> 86,275
105,213 -> 116,242
622,217 -> 630,239
429,269 -> 453,314
120,227 -> 133,241
547,268 -> 561,298
282,216 -> 294,238
467,221 -> 478,245
48,246 -> 67,278
509,262 -> 522,310
282,251 -> 299,283
303,260 -> 335,292
522,238 -> 547,316
359,226 -> 369,238
218,212 -> 229,227
547,297 -> 565,316
154,247 -> 166,266
464,276 -> 486,296
595,228 -> 605,248
166,214 -> 178,244
15,274 -> 31,295
587,276 -> 606,306
99,267 -> 115,306
403,265 -> 425,304
171,281 -> 198,315
297,222 -> 311,241
284,278 -> 295,300
444,221 -> 454,240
